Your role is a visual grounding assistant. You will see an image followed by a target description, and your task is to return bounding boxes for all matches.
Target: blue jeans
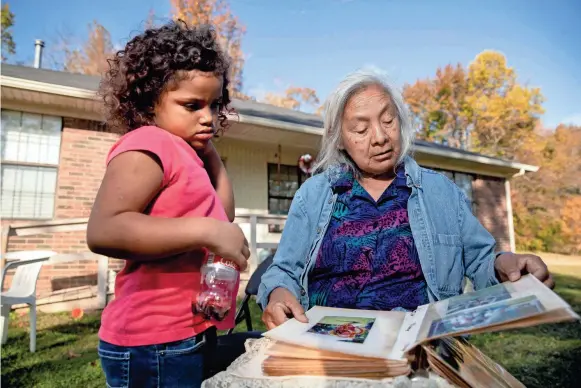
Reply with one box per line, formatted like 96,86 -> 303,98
98,328 -> 214,388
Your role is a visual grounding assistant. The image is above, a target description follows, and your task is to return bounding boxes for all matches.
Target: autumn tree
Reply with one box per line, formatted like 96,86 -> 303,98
62,20 -> 115,76
264,87 -> 320,112
403,50 -> 544,158
465,51 -> 544,158
561,196 -> 581,253
1,3 -> 15,61
512,124 -> 581,254
406,51 -> 579,254
403,64 -> 469,147
171,0 -> 320,105
171,0 -> 247,98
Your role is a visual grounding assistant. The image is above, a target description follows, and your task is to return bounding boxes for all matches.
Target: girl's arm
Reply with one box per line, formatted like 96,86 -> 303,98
200,141 -> 235,221
87,150 -> 233,262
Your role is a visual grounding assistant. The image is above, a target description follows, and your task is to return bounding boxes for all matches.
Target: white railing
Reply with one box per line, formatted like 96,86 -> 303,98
234,214 -> 285,273
1,213 -> 286,307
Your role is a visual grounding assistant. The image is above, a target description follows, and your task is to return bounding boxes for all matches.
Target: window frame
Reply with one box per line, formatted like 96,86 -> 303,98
1,109 -> 63,220
267,162 -> 308,232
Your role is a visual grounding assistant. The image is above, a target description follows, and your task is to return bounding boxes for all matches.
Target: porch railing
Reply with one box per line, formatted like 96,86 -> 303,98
1,213 -> 286,308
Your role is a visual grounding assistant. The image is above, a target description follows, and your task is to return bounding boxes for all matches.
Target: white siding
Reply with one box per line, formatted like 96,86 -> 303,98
214,136 -> 317,252
215,137 -> 316,213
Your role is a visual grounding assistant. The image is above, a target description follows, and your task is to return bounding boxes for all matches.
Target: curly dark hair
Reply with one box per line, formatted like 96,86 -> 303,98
99,20 -> 232,133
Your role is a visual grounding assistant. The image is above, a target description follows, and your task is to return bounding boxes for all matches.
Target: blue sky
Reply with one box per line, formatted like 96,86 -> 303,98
8,0 -> 581,128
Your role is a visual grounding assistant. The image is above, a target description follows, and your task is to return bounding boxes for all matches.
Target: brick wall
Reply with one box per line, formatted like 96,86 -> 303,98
472,176 -> 511,252
3,128 -> 120,296
55,127 -> 119,218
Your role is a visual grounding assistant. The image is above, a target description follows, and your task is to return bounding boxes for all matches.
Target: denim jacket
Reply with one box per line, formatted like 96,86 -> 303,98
257,156 -> 501,311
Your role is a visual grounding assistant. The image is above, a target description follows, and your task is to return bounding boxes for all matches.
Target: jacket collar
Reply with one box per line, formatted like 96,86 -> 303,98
324,155 -> 422,189
403,156 -> 422,188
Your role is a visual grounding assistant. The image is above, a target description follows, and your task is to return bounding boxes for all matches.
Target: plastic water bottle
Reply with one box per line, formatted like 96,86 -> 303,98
194,252 -> 239,321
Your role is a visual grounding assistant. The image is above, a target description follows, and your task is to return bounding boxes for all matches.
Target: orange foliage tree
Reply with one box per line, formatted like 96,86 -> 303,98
465,51 -> 544,158
403,64 -> 468,147
170,0 -> 247,98
405,51 -> 579,254
1,3 -> 16,61
403,51 -> 544,158
512,124 -> 581,254
561,196 -> 581,253
62,20 -> 115,76
264,87 -> 320,112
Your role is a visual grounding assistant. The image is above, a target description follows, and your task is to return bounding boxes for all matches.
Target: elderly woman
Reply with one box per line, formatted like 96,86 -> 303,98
258,69 -> 554,329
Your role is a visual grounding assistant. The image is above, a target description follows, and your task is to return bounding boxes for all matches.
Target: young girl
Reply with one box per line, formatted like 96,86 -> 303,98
87,20 -> 250,388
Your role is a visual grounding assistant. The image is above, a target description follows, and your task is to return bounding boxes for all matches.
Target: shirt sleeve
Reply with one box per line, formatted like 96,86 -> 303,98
107,126 -> 175,187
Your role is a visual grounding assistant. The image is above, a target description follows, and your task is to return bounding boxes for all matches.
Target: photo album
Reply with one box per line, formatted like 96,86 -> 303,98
421,336 -> 527,388
261,274 -> 579,383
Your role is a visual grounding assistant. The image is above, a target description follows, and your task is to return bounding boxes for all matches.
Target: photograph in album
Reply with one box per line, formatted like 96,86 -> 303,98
306,316 -> 376,344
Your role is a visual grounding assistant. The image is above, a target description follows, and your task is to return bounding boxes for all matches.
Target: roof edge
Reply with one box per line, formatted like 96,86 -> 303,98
414,143 -> 539,174
1,75 -> 97,99
1,75 -> 539,175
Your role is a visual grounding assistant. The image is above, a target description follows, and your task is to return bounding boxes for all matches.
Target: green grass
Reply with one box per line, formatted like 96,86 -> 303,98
470,273 -> 581,388
2,274 -> 580,387
1,311 -> 105,388
0,299 -> 267,388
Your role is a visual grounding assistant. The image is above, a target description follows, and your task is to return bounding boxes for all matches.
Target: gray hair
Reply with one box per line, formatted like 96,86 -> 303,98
313,67 -> 414,175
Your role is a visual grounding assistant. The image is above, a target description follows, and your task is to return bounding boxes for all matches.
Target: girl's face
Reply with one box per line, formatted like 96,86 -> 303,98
154,70 -> 224,151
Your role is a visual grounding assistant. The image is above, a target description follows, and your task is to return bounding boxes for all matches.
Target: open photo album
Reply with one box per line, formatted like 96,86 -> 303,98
261,274 -> 579,381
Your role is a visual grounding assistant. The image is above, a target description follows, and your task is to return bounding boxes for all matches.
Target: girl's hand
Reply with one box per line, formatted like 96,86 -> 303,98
207,220 -> 250,271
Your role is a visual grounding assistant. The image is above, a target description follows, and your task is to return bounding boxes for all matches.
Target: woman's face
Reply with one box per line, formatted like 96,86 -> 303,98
341,84 -> 401,177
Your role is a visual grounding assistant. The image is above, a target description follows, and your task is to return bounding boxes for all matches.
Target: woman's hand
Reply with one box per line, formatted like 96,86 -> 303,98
262,287 -> 309,330
494,252 -> 555,289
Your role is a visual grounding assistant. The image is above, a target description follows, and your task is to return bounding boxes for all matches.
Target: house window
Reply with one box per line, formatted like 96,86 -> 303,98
267,163 -> 308,215
62,117 -> 107,132
1,110 -> 62,219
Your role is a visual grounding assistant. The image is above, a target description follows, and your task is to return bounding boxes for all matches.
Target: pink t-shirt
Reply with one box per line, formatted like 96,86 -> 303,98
98,126 -> 238,347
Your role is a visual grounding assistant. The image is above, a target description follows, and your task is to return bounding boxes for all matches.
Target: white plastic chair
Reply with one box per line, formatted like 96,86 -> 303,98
1,250 -> 56,352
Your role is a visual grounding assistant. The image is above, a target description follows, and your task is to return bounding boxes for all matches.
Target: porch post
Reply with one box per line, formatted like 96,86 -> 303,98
505,179 -> 516,252
96,255 -> 109,308
1,226 -> 9,276
249,215 -> 258,274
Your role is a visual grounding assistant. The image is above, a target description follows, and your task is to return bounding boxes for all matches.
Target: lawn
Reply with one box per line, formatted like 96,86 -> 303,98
2,256 -> 580,388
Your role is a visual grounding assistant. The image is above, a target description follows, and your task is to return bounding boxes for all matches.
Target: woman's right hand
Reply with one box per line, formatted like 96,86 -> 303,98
262,287 -> 309,330
207,221 -> 250,271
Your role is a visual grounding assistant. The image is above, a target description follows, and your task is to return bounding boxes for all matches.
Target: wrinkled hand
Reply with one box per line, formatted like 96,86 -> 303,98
495,253 -> 554,289
262,287 -> 308,330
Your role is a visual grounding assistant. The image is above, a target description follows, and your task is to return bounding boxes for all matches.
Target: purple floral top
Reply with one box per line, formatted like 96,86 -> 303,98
308,164 -> 429,311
